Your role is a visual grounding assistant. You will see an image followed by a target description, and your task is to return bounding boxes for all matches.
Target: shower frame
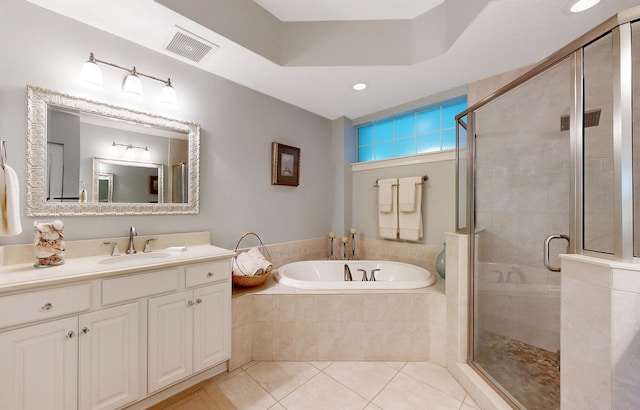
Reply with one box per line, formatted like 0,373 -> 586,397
455,5 -> 640,407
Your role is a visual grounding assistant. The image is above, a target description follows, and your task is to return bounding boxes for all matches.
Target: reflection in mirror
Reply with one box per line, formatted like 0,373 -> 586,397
27,85 -> 200,216
92,158 -> 163,203
97,172 -> 113,203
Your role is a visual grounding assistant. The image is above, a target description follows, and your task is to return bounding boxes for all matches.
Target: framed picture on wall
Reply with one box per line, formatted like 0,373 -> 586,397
271,142 -> 300,186
149,175 -> 158,195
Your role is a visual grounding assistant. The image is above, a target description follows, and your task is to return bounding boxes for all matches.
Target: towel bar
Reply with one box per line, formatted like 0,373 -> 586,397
373,175 -> 428,188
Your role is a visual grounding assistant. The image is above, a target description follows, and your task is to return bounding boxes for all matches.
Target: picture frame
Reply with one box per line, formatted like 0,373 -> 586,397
149,175 -> 159,195
271,142 -> 300,186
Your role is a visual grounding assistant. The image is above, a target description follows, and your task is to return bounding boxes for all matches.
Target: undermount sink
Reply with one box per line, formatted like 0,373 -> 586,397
98,252 -> 171,266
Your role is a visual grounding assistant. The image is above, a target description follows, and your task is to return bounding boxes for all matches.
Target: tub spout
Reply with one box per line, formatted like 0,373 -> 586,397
357,269 -> 368,281
344,264 -> 352,281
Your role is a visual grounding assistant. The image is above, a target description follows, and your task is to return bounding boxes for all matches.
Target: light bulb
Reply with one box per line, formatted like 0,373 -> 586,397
123,68 -> 143,99
143,147 -> 151,160
126,145 -> 135,157
80,53 -> 103,90
161,79 -> 177,105
109,141 -> 117,154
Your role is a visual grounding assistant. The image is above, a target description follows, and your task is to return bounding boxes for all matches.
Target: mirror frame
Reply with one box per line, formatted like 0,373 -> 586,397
26,85 -> 200,216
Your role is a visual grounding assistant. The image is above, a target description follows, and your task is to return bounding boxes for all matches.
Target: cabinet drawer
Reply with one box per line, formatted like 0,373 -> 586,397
102,268 -> 179,305
0,283 -> 91,329
185,259 -> 230,288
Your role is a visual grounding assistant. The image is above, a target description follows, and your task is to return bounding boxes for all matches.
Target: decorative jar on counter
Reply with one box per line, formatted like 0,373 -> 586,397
34,220 -> 65,267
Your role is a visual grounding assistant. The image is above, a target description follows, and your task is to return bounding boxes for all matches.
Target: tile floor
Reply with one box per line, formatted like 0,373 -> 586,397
212,361 -> 479,410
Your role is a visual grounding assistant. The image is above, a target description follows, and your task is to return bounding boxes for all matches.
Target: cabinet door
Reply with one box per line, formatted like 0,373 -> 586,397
78,302 -> 141,410
193,282 -> 230,372
148,290 -> 193,393
0,317 -> 78,410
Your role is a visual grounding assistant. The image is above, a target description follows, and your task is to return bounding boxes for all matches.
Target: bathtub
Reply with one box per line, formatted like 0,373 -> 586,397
274,260 -> 436,290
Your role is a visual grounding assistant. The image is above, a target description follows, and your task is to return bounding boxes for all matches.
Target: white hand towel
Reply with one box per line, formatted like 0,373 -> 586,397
377,178 -> 395,213
398,179 -> 423,241
378,179 -> 398,239
0,165 -> 22,236
399,176 -> 422,212
247,247 -> 273,273
233,252 -> 263,276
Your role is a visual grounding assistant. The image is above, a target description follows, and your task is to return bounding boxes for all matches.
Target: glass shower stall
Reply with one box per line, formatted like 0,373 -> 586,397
456,7 -> 640,409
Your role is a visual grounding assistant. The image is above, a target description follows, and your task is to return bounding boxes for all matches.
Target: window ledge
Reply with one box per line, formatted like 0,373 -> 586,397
350,150 -> 455,172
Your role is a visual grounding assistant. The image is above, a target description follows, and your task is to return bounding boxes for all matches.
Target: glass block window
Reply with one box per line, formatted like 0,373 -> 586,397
357,96 -> 467,162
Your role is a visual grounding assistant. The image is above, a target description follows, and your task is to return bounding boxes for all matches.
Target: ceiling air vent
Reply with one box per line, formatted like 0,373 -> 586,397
560,109 -> 601,131
164,26 -> 218,63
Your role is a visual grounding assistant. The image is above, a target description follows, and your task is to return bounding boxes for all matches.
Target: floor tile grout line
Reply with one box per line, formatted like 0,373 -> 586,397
367,367 -> 403,407
316,362 -> 382,405
398,365 -> 465,405
269,364 -> 325,406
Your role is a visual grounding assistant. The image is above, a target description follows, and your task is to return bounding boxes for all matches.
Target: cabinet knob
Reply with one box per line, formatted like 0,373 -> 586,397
207,272 -> 214,277
41,302 -> 53,311
195,298 -> 202,304
187,300 -> 194,307
81,327 -> 90,334
66,331 -> 76,339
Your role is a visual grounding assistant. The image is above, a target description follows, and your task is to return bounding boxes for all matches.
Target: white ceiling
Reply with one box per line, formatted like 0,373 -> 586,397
253,0 -> 445,21
26,0 -> 640,120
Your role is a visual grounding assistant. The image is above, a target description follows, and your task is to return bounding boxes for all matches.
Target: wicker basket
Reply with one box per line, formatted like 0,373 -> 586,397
232,270 -> 270,287
231,232 -> 272,288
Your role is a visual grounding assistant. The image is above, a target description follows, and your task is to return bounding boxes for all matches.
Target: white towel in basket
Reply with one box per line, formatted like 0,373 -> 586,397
233,247 -> 272,276
247,247 -> 273,273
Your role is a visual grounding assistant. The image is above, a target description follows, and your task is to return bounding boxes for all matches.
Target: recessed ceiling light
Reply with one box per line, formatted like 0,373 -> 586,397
353,83 -> 367,91
568,0 -> 600,13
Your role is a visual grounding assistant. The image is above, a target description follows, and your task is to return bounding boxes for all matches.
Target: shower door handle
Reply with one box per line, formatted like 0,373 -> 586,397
544,234 -> 570,272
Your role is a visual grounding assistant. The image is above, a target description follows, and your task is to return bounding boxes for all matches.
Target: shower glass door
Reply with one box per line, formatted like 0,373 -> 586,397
471,56 -> 572,409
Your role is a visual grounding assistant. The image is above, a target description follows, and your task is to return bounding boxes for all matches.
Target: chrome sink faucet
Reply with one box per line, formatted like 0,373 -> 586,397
127,226 -> 137,254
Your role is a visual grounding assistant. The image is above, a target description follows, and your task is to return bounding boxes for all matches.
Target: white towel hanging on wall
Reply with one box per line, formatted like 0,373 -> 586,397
377,178 -> 398,239
0,138 -> 21,236
398,176 -> 423,241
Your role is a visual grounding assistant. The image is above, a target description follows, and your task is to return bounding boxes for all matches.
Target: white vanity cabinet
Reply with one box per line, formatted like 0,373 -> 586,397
0,295 -> 141,410
148,260 -> 231,393
0,316 -> 79,410
0,253 -> 232,410
78,302 -> 141,410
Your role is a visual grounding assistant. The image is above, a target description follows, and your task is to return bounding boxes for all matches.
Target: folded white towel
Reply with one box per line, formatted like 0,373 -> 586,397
377,178 -> 395,213
233,252 -> 263,276
398,179 -> 423,241
247,247 -> 273,273
233,247 -> 272,276
399,176 -> 422,212
378,179 -> 398,239
0,165 -> 22,236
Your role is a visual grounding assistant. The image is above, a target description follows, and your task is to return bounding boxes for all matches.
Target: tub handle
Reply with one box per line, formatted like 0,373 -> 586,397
544,234 -> 570,272
357,269 -> 368,281
370,269 -> 380,282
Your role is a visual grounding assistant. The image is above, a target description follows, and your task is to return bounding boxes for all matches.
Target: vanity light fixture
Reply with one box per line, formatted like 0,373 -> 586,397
81,52 -> 177,106
111,141 -> 151,159
567,0 -> 600,13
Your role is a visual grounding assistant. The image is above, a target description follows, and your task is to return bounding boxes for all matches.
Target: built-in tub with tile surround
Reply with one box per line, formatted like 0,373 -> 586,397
273,260 -> 436,290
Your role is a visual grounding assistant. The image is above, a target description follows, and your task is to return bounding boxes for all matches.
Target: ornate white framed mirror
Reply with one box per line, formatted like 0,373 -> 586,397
26,85 -> 200,216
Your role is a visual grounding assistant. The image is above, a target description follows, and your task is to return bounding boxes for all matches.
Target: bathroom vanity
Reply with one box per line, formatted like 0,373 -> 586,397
0,232 -> 234,410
